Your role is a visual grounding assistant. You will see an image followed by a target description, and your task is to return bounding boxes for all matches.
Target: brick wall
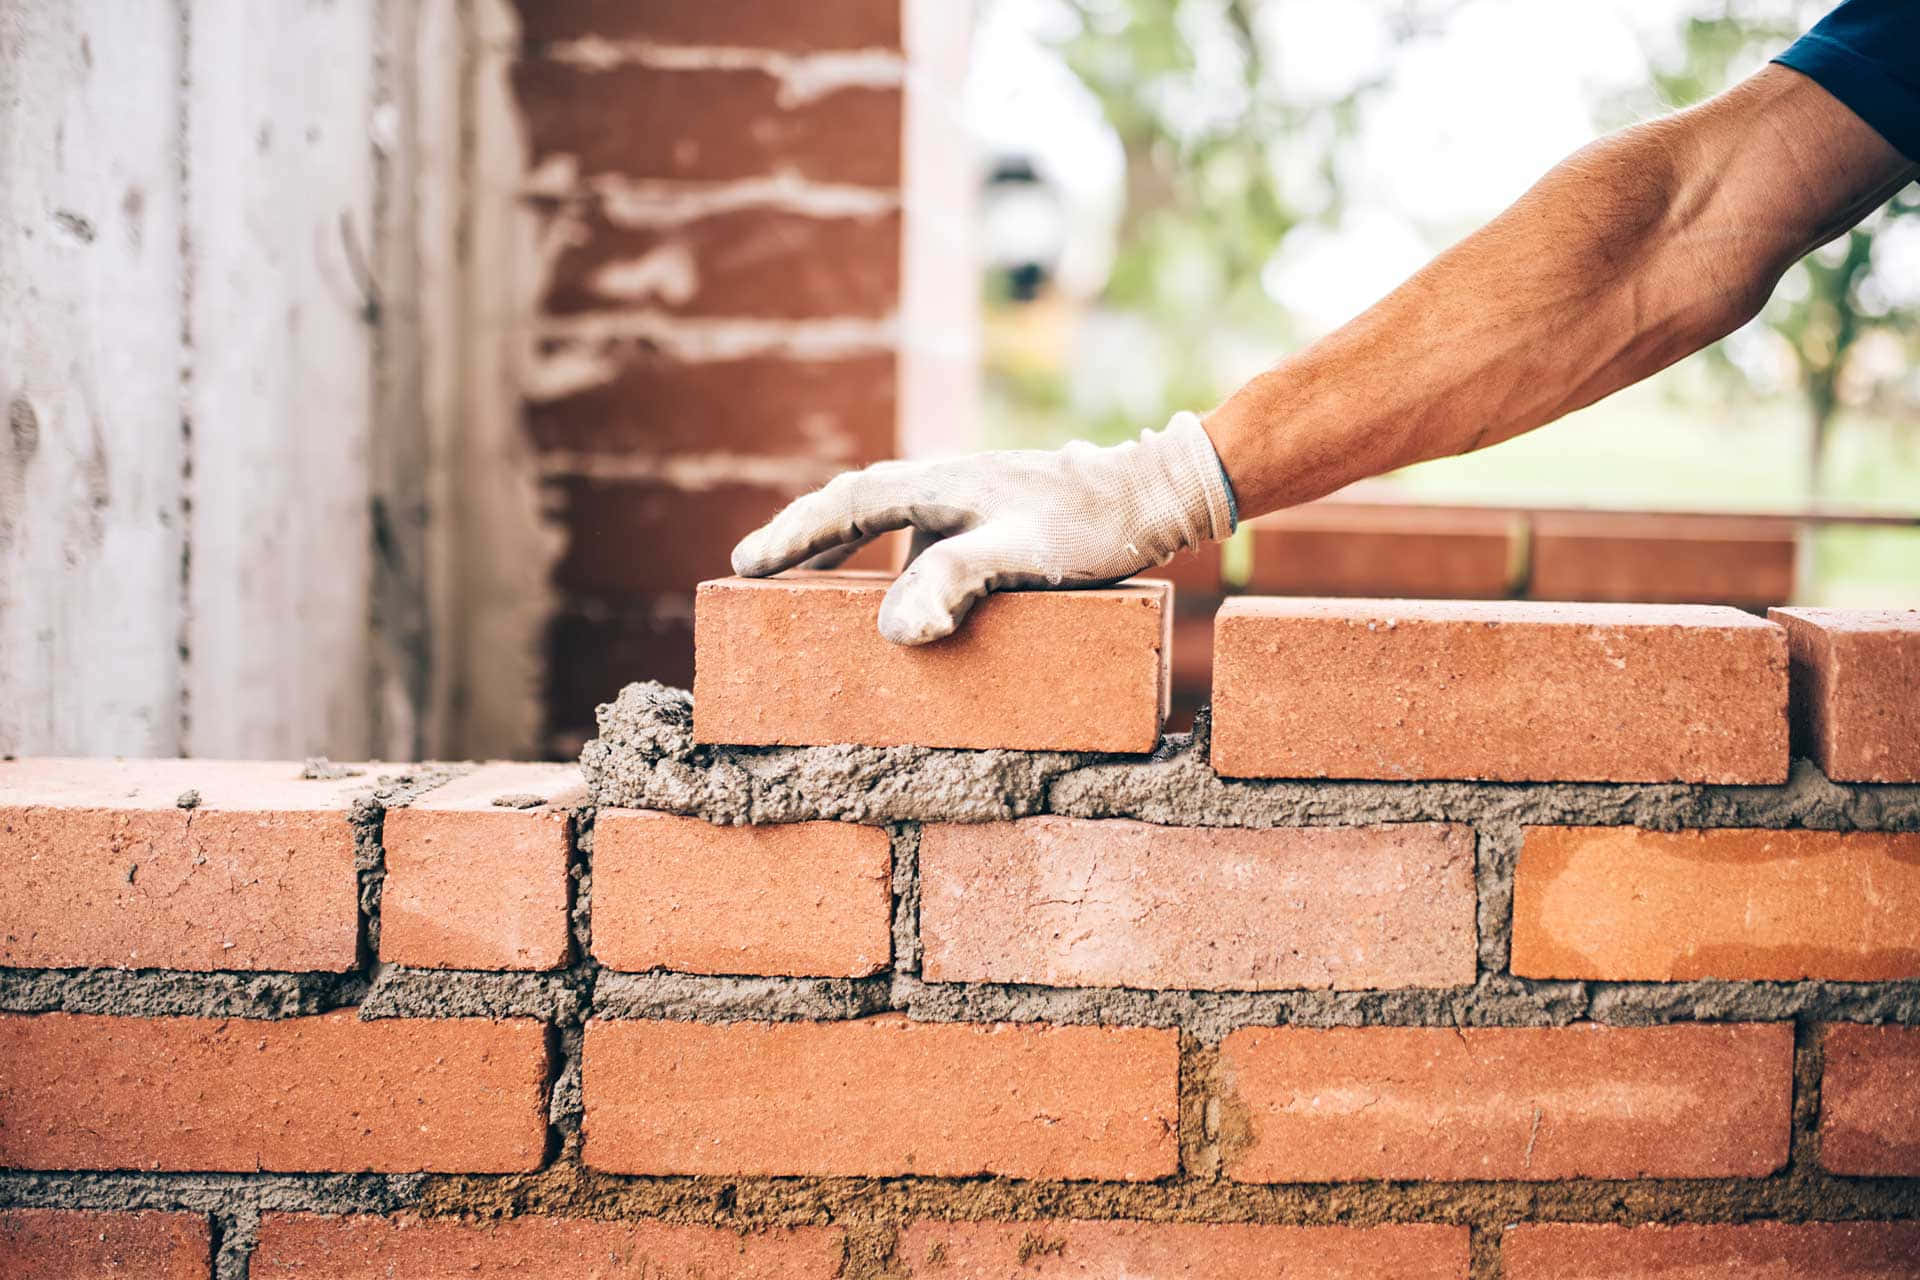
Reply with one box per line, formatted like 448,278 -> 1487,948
3,595 -> 1917,1279
514,0 -> 977,753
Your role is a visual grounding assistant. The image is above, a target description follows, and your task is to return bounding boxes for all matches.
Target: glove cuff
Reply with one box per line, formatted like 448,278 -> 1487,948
1154,411 -> 1238,548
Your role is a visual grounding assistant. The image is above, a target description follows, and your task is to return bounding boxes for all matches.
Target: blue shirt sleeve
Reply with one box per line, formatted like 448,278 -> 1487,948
1773,0 -> 1920,161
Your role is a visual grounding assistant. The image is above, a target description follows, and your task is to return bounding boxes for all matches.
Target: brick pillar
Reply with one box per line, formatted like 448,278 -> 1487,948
510,0 -> 978,752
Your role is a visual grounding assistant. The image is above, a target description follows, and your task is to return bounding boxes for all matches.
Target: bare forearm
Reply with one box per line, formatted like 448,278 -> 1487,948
1205,65 -> 1917,517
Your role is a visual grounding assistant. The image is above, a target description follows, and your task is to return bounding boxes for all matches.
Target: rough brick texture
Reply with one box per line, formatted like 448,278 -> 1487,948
252,1214 -> 844,1279
1251,504 -> 1520,598
1771,607 -> 1920,782
1529,511 -> 1796,606
1216,1023 -> 1792,1182
516,63 -> 901,186
582,1016 -> 1178,1179
1211,599 -> 1788,782
694,573 -> 1171,751
920,818 -> 1475,991
593,809 -> 891,977
0,1210 -> 210,1280
0,758 -> 363,971
380,764 -> 581,971
1819,1023 -> 1920,1176
515,0 -> 903,50
1512,827 -> 1920,982
0,1012 -> 550,1172
897,1221 -> 1472,1278
1502,1222 -> 1920,1277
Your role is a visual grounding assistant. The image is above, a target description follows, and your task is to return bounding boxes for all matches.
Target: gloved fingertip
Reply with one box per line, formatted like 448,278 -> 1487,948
730,530 -> 776,577
876,588 -> 957,646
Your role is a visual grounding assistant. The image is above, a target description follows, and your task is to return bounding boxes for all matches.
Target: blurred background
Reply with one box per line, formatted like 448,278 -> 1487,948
3,0 -> 1915,760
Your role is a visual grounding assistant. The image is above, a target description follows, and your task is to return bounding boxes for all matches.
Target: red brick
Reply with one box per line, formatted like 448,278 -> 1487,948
515,63 -> 901,186
553,481 -> 900,597
593,810 -> 891,977
898,1221 -> 1471,1278
515,0 -> 902,51
693,573 -> 1171,751
380,764 -> 582,971
582,1015 -> 1178,1179
526,347 -> 897,463
1217,1023 -> 1792,1182
0,759 -> 364,971
541,205 -> 900,318
252,1214 -> 843,1279
1771,608 -> 1920,782
0,1012 -> 550,1172
921,818 -> 1475,991
1250,503 -> 1520,598
1529,511 -> 1796,606
1503,1222 -> 1920,1278
1820,1023 -> 1920,1176
546,598 -> 695,745
0,1210 -> 210,1280
1512,827 -> 1920,982
1210,599 -> 1788,782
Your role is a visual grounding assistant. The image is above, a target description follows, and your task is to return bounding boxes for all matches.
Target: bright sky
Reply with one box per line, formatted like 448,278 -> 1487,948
964,0 -> 1810,333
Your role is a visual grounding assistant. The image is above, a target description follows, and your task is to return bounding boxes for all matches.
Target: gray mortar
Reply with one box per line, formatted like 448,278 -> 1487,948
358,966 -> 589,1022
593,971 -> 892,1022
581,683 -> 1086,823
0,969 -> 366,1019
583,684 -> 1920,830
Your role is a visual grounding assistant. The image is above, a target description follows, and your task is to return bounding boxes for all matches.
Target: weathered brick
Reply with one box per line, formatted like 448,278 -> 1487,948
515,0 -> 902,51
694,573 -> 1171,751
582,1016 -> 1178,1179
380,764 -> 582,971
515,63 -> 900,186
525,347 -> 896,464
1503,1222 -> 1920,1278
921,818 -> 1475,991
1512,827 -> 1920,982
1217,1023 -> 1792,1182
1210,599 -> 1788,782
0,1012 -> 550,1172
1771,607 -> 1920,782
1820,1023 -> 1920,1176
0,758 -> 364,971
593,810 -> 891,977
1530,511 -> 1796,606
1250,503 -> 1520,598
898,1221 -> 1471,1278
252,1214 -> 844,1278
0,1210 -> 210,1280
546,597 -> 695,746
541,204 -> 900,318
553,482 -> 902,597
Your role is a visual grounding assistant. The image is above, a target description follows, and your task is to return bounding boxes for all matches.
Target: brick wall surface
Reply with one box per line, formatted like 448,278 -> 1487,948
0,600 -> 1915,1277
521,0 -> 977,752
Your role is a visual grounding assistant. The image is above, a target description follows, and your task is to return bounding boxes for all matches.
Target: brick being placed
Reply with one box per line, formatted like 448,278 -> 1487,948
692,571 -> 1172,751
1210,598 -> 1789,782
1770,607 -> 1920,782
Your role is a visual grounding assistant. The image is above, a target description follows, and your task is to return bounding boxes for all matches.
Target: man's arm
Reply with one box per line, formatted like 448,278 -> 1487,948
732,63 -> 1915,644
1206,65 -> 1916,517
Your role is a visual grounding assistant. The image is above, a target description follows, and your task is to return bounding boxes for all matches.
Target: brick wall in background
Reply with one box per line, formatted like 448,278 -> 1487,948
514,0 -> 977,753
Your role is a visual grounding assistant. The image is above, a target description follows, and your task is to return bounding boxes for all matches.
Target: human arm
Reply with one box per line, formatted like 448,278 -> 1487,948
733,61 -> 1915,644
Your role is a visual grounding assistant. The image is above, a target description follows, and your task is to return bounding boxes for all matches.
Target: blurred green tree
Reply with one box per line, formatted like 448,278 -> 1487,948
1580,0 -> 1917,493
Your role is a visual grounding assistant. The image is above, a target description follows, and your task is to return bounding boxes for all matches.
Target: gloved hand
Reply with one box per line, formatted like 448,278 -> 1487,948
730,410 -> 1238,644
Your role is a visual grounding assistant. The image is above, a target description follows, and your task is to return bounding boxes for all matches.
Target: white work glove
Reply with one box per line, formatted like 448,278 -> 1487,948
730,410 -> 1238,644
